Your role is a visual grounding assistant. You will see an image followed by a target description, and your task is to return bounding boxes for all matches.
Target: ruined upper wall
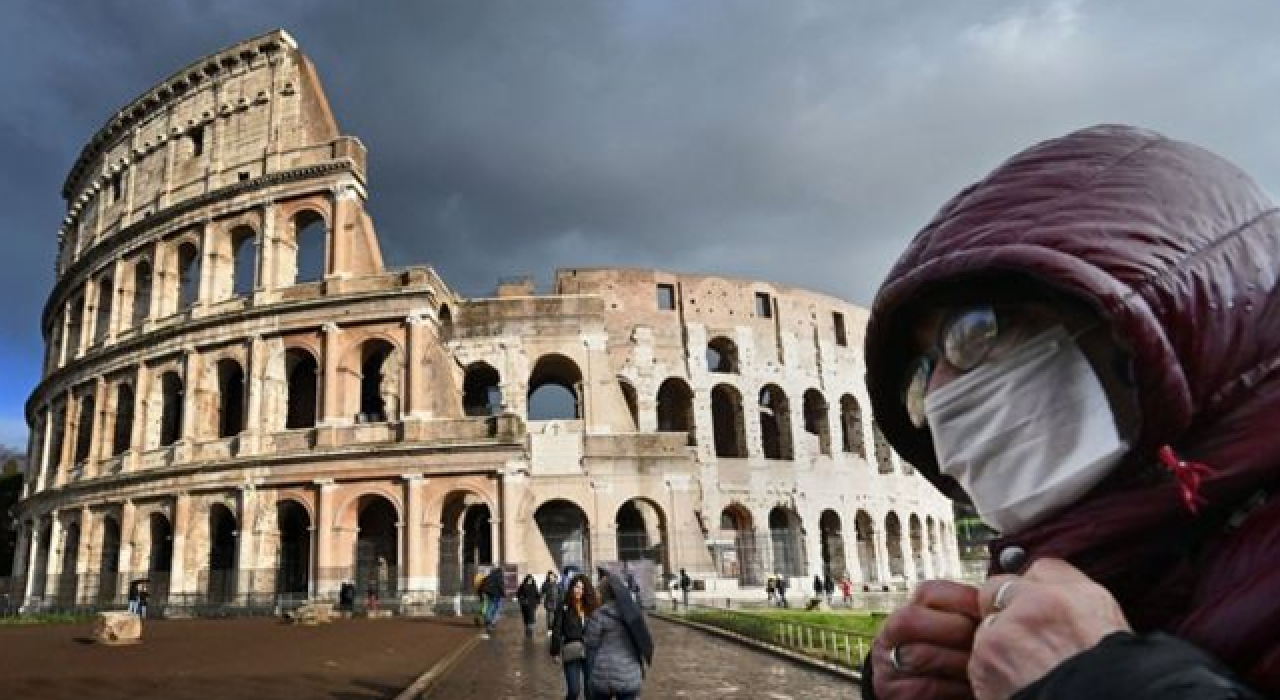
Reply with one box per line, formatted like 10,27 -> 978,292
56,29 -> 367,275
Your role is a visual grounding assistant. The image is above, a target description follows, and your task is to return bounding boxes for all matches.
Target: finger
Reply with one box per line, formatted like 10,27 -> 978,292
1021,558 -> 1092,585
877,675 -> 975,700
892,642 -> 974,681
977,575 -> 1019,618
883,605 -> 980,651
911,580 -> 983,621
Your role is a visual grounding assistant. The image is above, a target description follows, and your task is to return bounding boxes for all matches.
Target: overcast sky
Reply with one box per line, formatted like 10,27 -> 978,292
2,0 -> 1279,450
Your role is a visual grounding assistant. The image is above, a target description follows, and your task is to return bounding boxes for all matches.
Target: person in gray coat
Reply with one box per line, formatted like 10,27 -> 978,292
584,580 -> 646,700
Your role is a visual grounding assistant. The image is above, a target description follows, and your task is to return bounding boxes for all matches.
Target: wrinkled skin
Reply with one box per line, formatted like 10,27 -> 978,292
872,580 -> 981,700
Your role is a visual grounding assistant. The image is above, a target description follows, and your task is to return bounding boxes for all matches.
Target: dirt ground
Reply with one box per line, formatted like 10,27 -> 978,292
0,616 -> 477,700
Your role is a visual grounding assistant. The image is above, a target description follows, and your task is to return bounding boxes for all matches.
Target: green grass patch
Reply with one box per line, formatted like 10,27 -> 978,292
0,612 -> 96,626
749,609 -> 885,637
682,607 -> 882,669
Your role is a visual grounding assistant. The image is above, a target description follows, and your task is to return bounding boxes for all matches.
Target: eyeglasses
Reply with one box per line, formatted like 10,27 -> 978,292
902,305 -> 1002,428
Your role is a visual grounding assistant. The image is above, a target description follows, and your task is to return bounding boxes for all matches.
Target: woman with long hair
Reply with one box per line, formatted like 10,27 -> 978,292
517,573 -> 541,638
550,574 -> 597,700
584,576 -> 649,700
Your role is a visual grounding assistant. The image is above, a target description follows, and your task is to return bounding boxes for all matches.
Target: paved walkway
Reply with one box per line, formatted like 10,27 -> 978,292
426,615 -> 859,699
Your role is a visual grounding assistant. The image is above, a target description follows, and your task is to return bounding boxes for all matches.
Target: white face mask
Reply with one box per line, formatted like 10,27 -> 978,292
924,326 -> 1128,535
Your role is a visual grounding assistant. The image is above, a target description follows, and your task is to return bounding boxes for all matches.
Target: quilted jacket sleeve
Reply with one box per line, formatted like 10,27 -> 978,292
1012,632 -> 1264,700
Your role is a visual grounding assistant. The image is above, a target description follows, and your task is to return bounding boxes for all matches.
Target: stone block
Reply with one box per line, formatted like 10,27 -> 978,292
286,602 -> 334,625
94,611 -> 142,645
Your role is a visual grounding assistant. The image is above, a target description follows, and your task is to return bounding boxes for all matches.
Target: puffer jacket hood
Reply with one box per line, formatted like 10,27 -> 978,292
864,124 -> 1280,689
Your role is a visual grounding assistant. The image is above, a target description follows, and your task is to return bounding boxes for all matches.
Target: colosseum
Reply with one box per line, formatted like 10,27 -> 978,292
11,30 -> 957,612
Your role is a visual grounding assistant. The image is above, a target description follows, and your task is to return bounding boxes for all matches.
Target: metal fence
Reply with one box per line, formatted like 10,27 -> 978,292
674,602 -> 877,670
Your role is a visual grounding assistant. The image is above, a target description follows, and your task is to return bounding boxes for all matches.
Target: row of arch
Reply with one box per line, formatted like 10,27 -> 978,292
52,209 -> 328,370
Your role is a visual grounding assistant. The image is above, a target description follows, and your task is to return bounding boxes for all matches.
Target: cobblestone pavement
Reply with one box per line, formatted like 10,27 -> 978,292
426,615 -> 859,699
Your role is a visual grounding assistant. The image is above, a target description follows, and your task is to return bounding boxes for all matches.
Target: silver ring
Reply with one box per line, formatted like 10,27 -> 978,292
993,580 -> 1016,612
889,644 -> 907,673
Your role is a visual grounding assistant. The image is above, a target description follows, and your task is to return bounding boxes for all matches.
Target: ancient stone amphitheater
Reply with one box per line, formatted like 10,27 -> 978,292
11,30 -> 956,612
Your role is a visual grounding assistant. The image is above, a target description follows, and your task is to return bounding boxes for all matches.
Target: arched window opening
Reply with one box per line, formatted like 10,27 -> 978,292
98,516 -> 121,603
656,378 -> 695,445
285,349 -> 319,429
206,504 -> 237,603
293,210 -> 327,285
437,492 -> 492,596
230,227 -> 257,297
527,354 -> 583,421
803,389 -> 831,455
855,511 -> 877,584
58,522 -> 81,604
769,507 -> 805,578
716,504 -> 760,585
73,394 -> 95,464
873,421 -> 894,474
177,242 -> 201,310
618,379 -> 639,431
615,500 -> 668,576
840,394 -> 865,457
910,514 -> 926,580
706,336 -> 739,373
535,500 -> 591,572
148,513 -> 173,575
131,260 -> 152,327
112,384 -> 134,456
216,359 -> 245,438
462,363 -> 502,417
885,512 -> 905,579
438,305 -> 454,341
94,276 -> 114,344
819,510 -> 846,580
276,501 -> 311,596
358,340 -> 399,423
49,404 -> 67,477
759,385 -> 793,460
355,496 -> 399,601
67,293 -> 85,356
461,505 -> 493,573
710,384 -> 746,457
159,372 -> 184,447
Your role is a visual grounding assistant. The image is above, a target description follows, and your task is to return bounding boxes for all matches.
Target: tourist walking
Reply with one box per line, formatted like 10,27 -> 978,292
518,574 -> 541,639
481,566 -> 506,637
812,574 -> 823,602
551,574 -> 597,700
824,574 -> 835,605
765,576 -> 776,604
840,577 -> 853,607
775,576 -> 789,608
541,570 -> 560,635
678,569 -> 691,609
860,124 -> 1280,698
585,574 -> 654,700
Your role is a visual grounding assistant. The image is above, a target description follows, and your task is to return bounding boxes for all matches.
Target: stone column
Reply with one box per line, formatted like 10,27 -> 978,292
118,500 -> 136,578
86,378 -> 106,478
313,479 -> 337,597
33,409 -> 53,496
169,493 -> 191,599
403,475 -> 426,593
921,527 -> 937,580
236,486 -> 257,599
21,518 -> 45,606
126,367 -> 148,471
180,348 -> 199,444
873,526 -> 892,585
404,313 -> 430,420
241,335 -> 265,455
196,220 -> 214,310
55,391 -> 75,488
319,322 -> 342,426
328,185 -> 356,278
901,527 -> 917,584
75,506 -> 92,603
42,513 -> 63,600
255,201 -> 277,295
106,257 -> 125,344
10,523 -> 30,599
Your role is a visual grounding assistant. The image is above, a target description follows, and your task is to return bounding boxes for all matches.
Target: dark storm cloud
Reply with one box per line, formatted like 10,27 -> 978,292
3,0 -> 1280,447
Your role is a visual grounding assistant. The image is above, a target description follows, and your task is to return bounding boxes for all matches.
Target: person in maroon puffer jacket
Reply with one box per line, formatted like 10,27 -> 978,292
859,124 -> 1279,699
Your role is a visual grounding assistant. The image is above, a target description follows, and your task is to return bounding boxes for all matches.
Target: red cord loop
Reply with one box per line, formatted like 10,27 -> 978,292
1158,445 -> 1213,514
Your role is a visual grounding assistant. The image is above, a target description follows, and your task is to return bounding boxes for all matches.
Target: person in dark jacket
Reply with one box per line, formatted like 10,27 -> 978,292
541,570 -> 560,635
812,574 -> 823,601
585,578 -> 647,700
860,124 -> 1276,699
823,574 -> 835,605
517,574 -> 541,639
481,566 -> 506,637
551,574 -> 598,700
677,568 -> 691,609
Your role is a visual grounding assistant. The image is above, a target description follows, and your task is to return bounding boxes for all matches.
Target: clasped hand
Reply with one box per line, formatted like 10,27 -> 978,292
870,558 -> 1131,700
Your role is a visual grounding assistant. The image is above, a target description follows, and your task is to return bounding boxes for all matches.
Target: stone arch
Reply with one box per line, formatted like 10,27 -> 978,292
885,511 -> 905,579
130,257 -> 153,328
759,384 -> 793,460
840,394 -> 865,457
617,377 -> 639,431
96,514 -> 122,603
615,497 -> 669,576
706,336 -> 739,373
437,304 -> 454,341
149,370 -> 183,448
205,503 -> 238,603
32,520 -> 52,602
910,513 -> 926,579
341,337 -> 403,423
437,489 -> 494,596
926,516 -> 941,578
528,353 -> 583,421
229,224 -> 258,298
143,511 -> 173,582
284,347 -> 319,430
534,499 -> 591,572
803,389 -> 832,456
768,507 -> 805,578
214,357 -> 246,438
287,208 -> 328,285
462,362 -> 502,417
717,503 -> 760,585
275,499 -> 311,596
656,377 -> 695,444
57,519 -> 81,604
872,421 -> 894,474
819,509 -> 846,579
174,240 -> 201,311
710,383 -> 746,457
352,494 -> 400,599
111,382 -> 134,456
855,510 -> 877,583
93,273 -> 114,345
73,392 -> 96,464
